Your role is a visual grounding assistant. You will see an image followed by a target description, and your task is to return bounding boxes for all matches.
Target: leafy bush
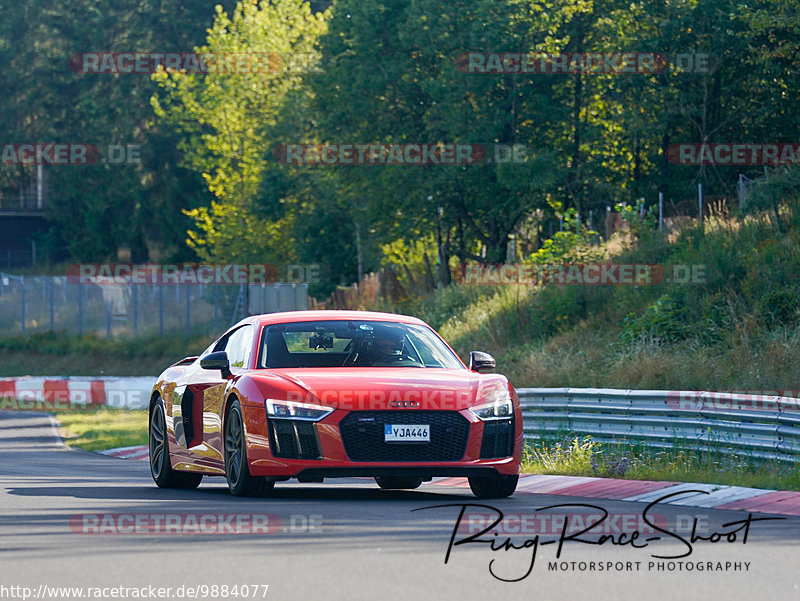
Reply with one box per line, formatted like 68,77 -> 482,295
529,208 -> 603,264
619,294 -> 690,346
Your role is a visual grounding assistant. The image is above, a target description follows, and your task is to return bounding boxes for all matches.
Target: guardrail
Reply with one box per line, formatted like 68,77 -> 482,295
518,387 -> 800,462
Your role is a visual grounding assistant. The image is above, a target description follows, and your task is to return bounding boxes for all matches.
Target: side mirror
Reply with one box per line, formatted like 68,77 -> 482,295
200,351 -> 231,378
469,351 -> 496,373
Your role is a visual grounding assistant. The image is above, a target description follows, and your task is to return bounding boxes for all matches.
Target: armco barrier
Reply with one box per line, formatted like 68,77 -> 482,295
518,387 -> 800,462
3,381 -> 800,461
0,376 -> 154,410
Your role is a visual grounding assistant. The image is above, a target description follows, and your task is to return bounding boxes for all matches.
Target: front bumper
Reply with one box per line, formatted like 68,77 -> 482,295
241,404 -> 523,478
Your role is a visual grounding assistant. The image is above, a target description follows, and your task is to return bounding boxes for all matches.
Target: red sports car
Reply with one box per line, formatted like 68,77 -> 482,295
148,310 -> 522,498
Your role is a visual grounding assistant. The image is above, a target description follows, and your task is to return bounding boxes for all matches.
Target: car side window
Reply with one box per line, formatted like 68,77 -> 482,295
225,325 -> 254,369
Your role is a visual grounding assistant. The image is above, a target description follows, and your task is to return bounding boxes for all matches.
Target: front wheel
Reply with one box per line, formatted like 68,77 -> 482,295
149,397 -> 203,489
225,399 -> 274,497
468,474 -> 518,498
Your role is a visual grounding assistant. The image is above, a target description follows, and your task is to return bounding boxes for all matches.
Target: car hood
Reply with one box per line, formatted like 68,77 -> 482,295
259,368 -> 503,412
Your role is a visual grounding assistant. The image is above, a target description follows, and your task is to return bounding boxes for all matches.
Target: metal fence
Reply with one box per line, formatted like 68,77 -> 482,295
519,387 -> 800,462
0,275 -> 308,337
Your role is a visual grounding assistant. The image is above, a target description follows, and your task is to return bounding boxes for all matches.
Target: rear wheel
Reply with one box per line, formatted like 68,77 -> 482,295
375,476 -> 423,490
149,397 -> 203,489
225,399 -> 274,497
468,474 -> 518,498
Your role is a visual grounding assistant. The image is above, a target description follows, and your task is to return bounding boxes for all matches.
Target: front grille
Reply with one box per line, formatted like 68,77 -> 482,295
480,418 -> 515,459
268,420 -> 321,459
339,411 -> 469,462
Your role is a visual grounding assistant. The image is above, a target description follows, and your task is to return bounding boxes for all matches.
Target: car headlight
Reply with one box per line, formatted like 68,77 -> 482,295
265,399 -> 334,422
468,398 -> 513,420
469,380 -> 513,420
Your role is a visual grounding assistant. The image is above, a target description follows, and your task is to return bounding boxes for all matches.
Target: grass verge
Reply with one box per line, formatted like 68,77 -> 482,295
522,435 -> 800,491
56,407 -> 148,451
0,331 -> 214,376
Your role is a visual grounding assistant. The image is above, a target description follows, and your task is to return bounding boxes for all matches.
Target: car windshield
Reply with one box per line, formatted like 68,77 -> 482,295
258,320 -> 463,369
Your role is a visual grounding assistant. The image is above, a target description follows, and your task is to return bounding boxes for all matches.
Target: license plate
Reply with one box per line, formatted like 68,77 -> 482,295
384,424 -> 430,443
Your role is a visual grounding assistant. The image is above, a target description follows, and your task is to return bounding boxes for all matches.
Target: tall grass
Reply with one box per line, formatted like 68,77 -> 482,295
0,331 -> 214,376
390,207 -> 800,391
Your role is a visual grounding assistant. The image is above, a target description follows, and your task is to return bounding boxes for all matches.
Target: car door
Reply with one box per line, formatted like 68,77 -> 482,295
200,324 -> 255,464
171,325 -> 254,473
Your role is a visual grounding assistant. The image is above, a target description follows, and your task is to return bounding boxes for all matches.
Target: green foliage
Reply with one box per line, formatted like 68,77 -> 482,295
524,436 -> 597,474
0,1 -> 237,261
529,208 -> 603,264
0,330 -> 210,360
0,330 -> 215,376
4,0 -> 800,299
619,294 -> 690,346
403,283 -> 491,331
151,0 -> 329,263
615,200 -> 659,241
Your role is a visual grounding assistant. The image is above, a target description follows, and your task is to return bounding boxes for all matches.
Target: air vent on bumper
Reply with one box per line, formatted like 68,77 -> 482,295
268,420 -> 322,460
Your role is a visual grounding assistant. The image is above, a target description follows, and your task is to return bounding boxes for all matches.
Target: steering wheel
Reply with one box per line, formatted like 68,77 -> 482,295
373,354 -> 423,366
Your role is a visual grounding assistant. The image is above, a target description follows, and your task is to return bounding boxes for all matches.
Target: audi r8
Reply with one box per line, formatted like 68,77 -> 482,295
148,310 -> 522,498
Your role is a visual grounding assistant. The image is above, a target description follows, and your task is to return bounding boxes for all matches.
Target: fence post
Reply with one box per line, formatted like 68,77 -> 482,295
658,192 -> 663,230
185,284 -> 191,338
698,182 -> 704,232
132,285 -> 138,334
20,281 -> 25,334
158,285 -> 164,336
77,283 -> 82,336
106,301 -> 112,338
738,174 -> 745,209
212,285 -> 218,332
49,278 -> 54,331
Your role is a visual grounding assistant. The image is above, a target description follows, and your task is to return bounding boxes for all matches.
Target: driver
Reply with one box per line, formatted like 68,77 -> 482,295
370,328 -> 405,365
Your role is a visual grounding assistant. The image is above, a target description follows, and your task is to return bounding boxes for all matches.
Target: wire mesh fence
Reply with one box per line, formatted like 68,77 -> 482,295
0,275 -> 308,338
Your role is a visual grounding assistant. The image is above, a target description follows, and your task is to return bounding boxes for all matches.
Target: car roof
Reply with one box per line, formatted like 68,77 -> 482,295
240,310 -> 429,328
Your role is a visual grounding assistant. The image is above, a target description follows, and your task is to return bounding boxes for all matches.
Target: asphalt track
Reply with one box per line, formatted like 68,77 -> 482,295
2,411 -> 800,601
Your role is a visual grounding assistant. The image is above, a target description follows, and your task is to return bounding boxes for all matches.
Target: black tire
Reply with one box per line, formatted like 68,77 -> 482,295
375,476 -> 423,490
225,399 -> 275,497
149,396 -> 203,489
468,474 -> 518,498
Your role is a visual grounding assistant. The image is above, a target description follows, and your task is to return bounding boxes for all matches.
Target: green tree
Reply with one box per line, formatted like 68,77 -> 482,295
0,1 -> 237,261
151,0 -> 328,263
